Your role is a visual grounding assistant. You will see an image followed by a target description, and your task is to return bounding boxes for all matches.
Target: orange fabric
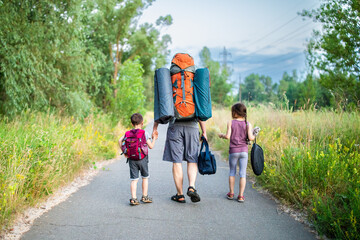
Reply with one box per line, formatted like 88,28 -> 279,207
171,72 -> 195,117
172,53 -> 194,70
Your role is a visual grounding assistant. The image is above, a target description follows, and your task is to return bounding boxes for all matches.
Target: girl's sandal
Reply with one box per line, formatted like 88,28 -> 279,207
237,195 -> 245,203
227,192 -> 234,200
171,194 -> 186,203
129,198 -> 140,206
141,195 -> 153,203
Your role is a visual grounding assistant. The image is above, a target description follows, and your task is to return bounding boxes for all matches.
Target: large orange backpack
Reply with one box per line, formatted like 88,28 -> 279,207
170,53 -> 196,120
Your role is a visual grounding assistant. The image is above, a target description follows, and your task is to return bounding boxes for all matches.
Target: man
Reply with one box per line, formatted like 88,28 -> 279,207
152,120 -> 207,203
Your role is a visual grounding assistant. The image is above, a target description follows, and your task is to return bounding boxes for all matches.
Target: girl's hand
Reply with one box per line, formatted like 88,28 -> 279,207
218,133 -> 224,139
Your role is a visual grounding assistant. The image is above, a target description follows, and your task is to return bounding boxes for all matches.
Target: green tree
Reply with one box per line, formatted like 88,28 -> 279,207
0,0 -> 97,117
83,0 -> 172,108
241,74 -> 265,102
302,0 -> 360,108
199,47 -> 232,105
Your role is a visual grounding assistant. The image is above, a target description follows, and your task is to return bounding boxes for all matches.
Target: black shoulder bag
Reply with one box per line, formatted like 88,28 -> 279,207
246,121 -> 264,176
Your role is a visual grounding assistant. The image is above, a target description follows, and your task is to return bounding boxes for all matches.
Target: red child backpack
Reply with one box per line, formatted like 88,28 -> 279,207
170,53 -> 196,120
121,129 -> 148,160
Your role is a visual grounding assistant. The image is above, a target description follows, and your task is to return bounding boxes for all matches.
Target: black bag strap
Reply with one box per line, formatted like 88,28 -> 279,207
200,136 -> 210,159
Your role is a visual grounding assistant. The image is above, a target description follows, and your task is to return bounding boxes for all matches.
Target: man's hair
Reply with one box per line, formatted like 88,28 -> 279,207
231,103 -> 247,119
131,113 -> 143,126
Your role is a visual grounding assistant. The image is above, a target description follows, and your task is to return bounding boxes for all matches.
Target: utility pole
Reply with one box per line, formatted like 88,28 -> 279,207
239,74 -> 242,102
219,47 -> 232,67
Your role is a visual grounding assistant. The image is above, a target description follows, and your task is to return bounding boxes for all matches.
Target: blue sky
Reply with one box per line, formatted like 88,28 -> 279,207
139,0 -> 320,84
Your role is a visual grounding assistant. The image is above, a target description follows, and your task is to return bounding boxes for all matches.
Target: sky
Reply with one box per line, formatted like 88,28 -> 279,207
138,0 -> 320,85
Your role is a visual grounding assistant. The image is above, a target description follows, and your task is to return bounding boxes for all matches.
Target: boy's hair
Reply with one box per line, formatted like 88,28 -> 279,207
130,113 -> 143,126
231,103 -> 247,119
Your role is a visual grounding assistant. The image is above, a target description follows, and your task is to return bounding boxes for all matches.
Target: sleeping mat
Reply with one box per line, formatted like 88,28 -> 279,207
154,68 -> 174,124
194,68 -> 212,121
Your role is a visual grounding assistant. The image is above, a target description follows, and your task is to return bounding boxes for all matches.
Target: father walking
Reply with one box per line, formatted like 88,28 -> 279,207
152,120 -> 206,203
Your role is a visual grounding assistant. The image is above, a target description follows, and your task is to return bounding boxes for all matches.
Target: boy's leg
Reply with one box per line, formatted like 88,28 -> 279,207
142,177 -> 148,196
172,163 -> 183,195
130,180 -> 138,199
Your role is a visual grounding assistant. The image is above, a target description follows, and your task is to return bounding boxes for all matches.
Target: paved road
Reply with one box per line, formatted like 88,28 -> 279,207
22,123 -> 316,240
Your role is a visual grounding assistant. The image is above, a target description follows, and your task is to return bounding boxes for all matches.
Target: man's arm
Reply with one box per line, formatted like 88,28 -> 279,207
199,120 -> 207,140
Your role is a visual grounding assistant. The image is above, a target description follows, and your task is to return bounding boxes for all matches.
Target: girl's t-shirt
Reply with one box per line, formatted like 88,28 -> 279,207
229,120 -> 248,154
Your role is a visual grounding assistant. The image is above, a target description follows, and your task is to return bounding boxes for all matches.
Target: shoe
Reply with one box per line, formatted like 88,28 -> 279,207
227,192 -> 234,200
141,195 -> 153,203
237,195 -> 245,203
171,193 -> 186,203
187,186 -> 201,202
129,198 -> 140,206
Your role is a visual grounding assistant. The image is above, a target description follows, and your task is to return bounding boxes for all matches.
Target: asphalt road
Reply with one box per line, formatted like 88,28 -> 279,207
22,123 -> 316,240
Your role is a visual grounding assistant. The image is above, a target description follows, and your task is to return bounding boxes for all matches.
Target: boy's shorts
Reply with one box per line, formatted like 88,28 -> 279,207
129,156 -> 149,180
163,124 -> 199,163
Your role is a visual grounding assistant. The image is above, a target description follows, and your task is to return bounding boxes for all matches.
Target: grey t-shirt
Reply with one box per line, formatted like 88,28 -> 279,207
169,119 -> 199,129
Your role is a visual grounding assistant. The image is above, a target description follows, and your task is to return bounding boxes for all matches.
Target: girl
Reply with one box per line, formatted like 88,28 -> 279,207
218,103 -> 255,202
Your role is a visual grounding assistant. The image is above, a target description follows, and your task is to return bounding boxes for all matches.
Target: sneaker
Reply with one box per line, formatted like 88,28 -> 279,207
226,192 -> 234,200
237,195 -> 245,203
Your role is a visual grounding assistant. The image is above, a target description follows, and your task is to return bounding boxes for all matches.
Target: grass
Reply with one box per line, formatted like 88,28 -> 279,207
207,105 -> 360,239
0,110 -> 125,232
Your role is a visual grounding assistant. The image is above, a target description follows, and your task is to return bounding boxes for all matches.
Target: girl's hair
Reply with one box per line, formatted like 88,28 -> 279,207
231,103 -> 247,119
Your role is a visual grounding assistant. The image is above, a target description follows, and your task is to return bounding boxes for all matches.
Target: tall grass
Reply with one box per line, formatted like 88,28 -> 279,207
0,111 -> 125,231
207,106 -> 360,239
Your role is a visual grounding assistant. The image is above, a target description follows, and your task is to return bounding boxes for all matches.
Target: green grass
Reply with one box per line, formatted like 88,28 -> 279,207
207,106 -> 360,239
0,111 -> 125,231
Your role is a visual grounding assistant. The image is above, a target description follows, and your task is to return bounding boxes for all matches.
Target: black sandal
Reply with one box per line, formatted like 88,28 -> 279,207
187,186 -> 201,203
171,194 -> 186,203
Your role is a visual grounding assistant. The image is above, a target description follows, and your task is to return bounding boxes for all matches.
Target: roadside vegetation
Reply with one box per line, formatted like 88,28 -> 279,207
0,111 -> 124,230
207,106 -> 360,239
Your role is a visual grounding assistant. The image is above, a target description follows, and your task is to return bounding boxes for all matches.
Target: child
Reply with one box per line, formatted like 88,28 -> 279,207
218,103 -> 257,202
118,113 -> 157,206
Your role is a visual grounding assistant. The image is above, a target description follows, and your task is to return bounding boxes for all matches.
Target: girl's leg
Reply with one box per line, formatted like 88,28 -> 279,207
238,152 -> 248,197
228,153 -> 240,194
130,180 -> 138,199
142,177 -> 148,196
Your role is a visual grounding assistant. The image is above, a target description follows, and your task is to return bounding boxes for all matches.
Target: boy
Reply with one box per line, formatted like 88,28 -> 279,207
119,113 -> 157,206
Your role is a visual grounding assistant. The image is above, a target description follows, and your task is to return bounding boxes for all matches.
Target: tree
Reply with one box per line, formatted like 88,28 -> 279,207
199,47 -> 232,105
0,0 -> 97,117
302,0 -> 360,108
83,0 -> 172,108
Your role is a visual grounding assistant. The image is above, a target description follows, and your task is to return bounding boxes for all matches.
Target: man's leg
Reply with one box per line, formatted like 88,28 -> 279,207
187,162 -> 201,202
142,177 -> 148,197
187,162 -> 198,188
172,163 -> 184,195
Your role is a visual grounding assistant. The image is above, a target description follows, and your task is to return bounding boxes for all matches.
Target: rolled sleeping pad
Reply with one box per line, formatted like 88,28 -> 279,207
194,68 -> 212,121
154,68 -> 174,124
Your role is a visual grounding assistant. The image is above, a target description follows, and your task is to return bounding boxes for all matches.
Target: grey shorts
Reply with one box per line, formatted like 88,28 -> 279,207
128,156 -> 149,180
163,125 -> 200,163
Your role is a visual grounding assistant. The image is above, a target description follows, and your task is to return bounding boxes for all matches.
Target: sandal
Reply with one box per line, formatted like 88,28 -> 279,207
171,194 -> 186,203
227,192 -> 234,200
187,186 -> 201,203
237,195 -> 245,203
129,198 -> 140,206
141,195 -> 153,203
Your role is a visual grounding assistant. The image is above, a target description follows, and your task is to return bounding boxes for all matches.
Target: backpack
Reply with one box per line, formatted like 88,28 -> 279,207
170,53 -> 196,120
250,137 -> 264,175
121,129 -> 148,160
